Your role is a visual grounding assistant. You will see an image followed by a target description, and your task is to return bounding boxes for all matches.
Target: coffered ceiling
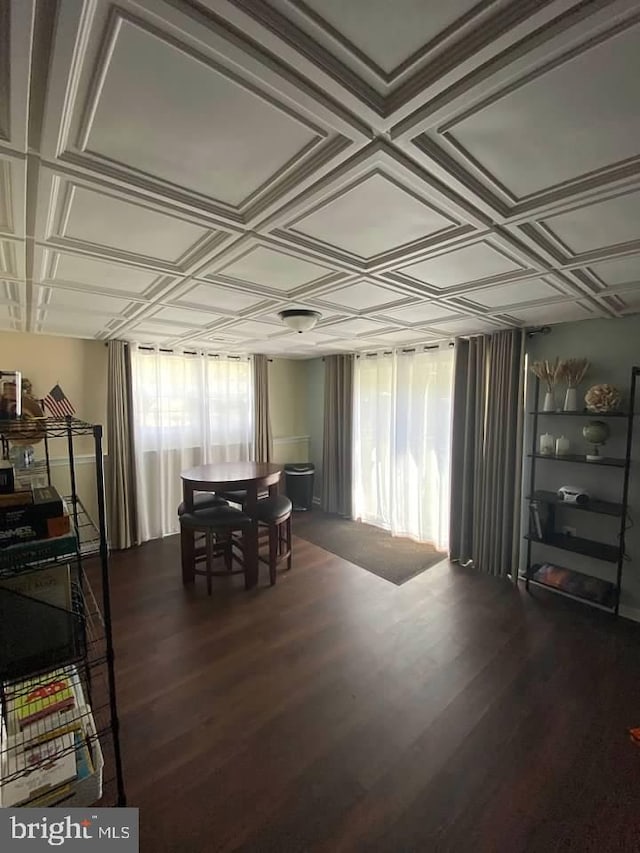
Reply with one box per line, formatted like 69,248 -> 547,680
2,0 -> 640,356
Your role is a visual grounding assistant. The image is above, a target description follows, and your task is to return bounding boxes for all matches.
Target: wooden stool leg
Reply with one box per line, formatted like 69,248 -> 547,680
286,516 -> 292,570
269,523 -> 277,586
223,532 -> 232,572
206,530 -> 213,596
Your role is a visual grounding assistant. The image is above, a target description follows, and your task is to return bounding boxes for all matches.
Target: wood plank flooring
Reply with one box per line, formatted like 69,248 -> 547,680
105,534 -> 640,852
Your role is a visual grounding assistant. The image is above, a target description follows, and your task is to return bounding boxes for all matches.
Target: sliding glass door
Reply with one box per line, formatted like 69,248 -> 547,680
353,348 -> 454,550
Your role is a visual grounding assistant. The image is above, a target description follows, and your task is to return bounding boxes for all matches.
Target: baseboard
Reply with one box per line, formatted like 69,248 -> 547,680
619,604 -> 640,623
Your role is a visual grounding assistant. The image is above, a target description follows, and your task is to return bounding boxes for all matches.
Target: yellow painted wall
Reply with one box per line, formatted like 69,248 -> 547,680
0,331 -> 107,522
268,357 -> 310,464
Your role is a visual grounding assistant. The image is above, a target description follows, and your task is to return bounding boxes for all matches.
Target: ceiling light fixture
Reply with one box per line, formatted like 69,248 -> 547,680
278,309 -> 321,333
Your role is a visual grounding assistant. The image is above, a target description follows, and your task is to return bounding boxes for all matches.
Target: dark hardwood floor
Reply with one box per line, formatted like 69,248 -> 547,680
104,534 -> 640,852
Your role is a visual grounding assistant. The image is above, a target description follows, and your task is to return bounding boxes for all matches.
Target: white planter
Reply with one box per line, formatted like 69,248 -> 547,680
564,387 -> 578,411
543,391 -> 555,412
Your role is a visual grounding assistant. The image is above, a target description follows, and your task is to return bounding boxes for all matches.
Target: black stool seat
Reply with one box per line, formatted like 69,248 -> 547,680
250,494 -> 292,523
177,493 -> 228,515
180,505 -> 252,530
218,488 -> 269,505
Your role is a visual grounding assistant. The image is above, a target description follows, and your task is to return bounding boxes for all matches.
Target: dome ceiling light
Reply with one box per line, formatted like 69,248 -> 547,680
278,309 -> 321,333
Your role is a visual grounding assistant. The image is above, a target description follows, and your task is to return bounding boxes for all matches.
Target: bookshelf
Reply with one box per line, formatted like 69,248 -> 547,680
0,417 -> 125,807
523,368 -> 639,615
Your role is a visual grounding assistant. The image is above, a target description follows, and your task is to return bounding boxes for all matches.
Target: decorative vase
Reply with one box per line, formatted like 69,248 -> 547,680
539,433 -> 554,456
555,436 -> 570,456
563,387 -> 578,412
543,391 -> 555,412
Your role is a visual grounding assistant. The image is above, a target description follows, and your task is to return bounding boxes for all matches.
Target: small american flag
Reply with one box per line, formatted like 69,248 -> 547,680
43,384 -> 76,418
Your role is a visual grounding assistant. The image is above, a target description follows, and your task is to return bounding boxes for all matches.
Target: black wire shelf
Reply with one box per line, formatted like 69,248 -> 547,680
520,572 -> 616,612
529,410 -> 630,418
527,452 -> 626,468
524,368 -> 639,617
0,416 -> 98,440
0,417 -> 125,806
526,491 -> 624,517
524,532 -> 620,563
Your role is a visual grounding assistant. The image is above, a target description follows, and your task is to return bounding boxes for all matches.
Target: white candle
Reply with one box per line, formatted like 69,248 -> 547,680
540,433 -> 554,455
555,435 -> 570,456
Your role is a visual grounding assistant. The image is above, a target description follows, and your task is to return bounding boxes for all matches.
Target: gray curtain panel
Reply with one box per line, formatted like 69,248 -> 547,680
106,340 -> 138,549
321,354 -> 354,517
253,354 -> 273,463
449,330 -> 525,578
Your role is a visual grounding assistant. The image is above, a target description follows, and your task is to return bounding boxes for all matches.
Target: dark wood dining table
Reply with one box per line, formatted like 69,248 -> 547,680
180,461 -> 283,589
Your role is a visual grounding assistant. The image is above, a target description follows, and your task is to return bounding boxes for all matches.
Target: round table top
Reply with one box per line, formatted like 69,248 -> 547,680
181,461 -> 282,489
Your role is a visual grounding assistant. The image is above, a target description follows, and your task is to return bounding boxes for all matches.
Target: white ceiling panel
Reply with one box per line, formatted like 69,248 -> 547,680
267,143 -> 482,267
397,241 -> 526,290
36,312 -> 111,337
436,317 -> 505,336
0,156 -> 26,239
0,306 -> 20,331
84,18 -> 320,207
369,328 -> 437,344
175,282 -> 267,313
446,21 -> 640,199
541,191 -> 640,256
57,185 -> 212,265
315,280 -> 408,310
296,0 -> 481,76
216,246 -> 339,292
290,173 -> 456,258
588,257 -> 640,288
42,252 -> 161,296
378,301 -> 457,324
219,319 -> 282,339
0,240 -> 20,280
466,277 -> 564,309
151,306 -> 220,327
506,302 -> 598,326
320,317 -> 390,337
33,286 -> 132,315
2,0 -> 33,154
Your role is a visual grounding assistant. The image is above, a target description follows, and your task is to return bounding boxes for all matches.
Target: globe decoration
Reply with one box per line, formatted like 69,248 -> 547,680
583,420 -> 610,461
585,383 -> 622,413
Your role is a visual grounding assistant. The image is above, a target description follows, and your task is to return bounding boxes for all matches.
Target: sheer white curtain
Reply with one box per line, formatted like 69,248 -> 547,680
130,347 -> 253,542
353,347 -> 454,550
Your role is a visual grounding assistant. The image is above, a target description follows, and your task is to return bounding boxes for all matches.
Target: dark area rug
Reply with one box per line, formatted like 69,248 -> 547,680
291,509 -> 446,585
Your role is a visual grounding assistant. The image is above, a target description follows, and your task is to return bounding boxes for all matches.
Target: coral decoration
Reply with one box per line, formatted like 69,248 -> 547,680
584,384 -> 622,413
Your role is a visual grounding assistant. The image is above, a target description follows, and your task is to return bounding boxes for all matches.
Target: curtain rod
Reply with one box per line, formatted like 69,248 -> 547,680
354,342 -> 455,358
135,346 -> 247,359
107,343 -> 272,361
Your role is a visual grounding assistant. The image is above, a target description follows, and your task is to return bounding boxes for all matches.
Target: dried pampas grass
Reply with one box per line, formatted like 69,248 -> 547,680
529,358 -> 562,392
557,358 -> 589,388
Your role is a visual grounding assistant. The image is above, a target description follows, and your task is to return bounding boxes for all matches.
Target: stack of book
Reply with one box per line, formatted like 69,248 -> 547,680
0,486 -> 71,548
0,667 -> 98,807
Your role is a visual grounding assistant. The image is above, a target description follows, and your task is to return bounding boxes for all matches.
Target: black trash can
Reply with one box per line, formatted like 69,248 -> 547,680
284,463 -> 315,511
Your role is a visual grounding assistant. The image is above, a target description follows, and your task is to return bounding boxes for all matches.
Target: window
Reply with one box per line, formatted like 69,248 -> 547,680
130,348 -> 253,541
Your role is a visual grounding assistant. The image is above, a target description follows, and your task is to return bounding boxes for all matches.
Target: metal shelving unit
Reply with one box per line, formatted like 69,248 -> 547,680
523,368 -> 639,615
0,416 -> 126,807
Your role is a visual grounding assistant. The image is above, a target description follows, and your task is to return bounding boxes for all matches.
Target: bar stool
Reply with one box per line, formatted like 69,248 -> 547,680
249,495 -> 292,586
179,505 -> 252,594
217,489 -> 269,508
177,492 -> 228,516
